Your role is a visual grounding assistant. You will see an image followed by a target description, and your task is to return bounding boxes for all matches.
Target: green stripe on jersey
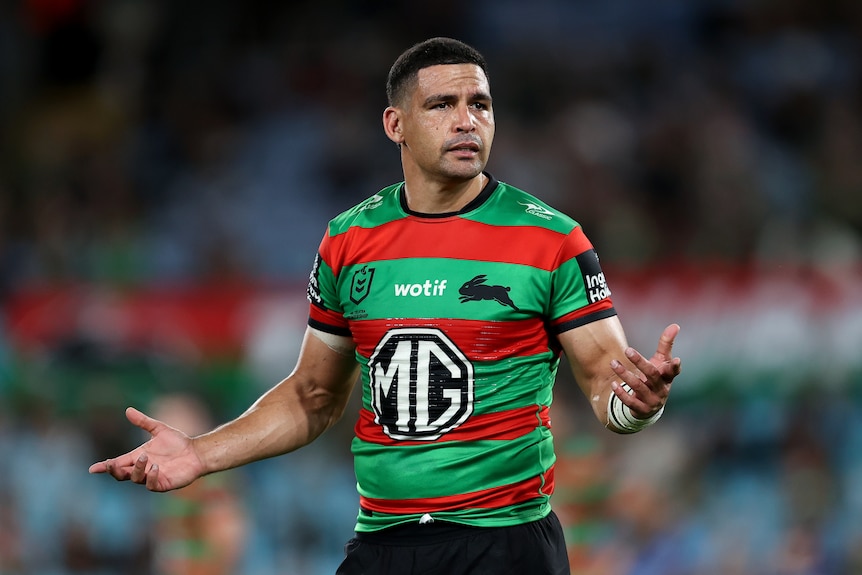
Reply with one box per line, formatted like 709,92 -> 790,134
352,427 -> 555,500
328,183 -> 404,235
460,181 -> 578,235
549,256 -> 590,319
340,259 -> 551,321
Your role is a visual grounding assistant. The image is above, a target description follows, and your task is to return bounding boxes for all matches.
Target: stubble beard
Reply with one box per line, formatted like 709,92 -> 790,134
439,160 -> 485,182
437,146 -> 488,183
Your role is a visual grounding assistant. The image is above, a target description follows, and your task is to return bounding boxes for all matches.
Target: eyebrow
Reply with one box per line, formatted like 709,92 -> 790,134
422,91 -> 493,107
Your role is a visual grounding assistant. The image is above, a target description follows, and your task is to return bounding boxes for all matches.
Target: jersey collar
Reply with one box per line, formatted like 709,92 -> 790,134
399,172 -> 500,218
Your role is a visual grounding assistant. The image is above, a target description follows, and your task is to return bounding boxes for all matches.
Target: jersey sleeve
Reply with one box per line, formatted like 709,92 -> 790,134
547,225 -> 616,334
306,230 -> 351,336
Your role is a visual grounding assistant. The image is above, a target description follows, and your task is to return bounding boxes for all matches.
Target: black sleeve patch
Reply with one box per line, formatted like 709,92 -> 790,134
576,249 -> 612,304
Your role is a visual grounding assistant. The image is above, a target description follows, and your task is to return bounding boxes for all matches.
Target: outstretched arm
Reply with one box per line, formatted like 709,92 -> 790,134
558,317 -> 681,433
89,326 -> 359,491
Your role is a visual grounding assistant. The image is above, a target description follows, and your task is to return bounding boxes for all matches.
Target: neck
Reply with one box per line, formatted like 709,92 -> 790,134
402,172 -> 487,214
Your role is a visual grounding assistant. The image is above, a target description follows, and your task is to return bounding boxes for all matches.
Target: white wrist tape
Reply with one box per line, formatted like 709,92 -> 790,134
607,382 -> 664,433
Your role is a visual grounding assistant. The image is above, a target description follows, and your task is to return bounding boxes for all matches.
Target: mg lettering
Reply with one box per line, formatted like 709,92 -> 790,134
368,328 -> 474,440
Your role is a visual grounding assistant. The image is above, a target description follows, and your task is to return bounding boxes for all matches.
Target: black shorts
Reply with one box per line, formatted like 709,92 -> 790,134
335,511 -> 570,575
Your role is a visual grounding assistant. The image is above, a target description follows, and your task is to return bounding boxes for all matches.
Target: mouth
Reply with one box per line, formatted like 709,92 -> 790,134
446,140 -> 481,156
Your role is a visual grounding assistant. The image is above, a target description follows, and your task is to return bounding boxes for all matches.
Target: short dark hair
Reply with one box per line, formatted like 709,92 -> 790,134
386,37 -> 489,106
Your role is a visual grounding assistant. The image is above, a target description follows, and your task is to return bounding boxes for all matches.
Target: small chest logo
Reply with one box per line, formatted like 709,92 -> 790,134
458,275 -> 519,311
350,265 -> 375,304
358,194 -> 384,212
519,201 -> 554,220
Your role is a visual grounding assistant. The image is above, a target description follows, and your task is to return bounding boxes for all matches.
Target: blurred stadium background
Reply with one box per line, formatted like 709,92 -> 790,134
1,0 -> 862,573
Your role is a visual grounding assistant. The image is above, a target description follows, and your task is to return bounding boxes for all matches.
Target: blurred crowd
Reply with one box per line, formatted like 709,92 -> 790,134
1,0 -> 861,292
1,0 -> 862,573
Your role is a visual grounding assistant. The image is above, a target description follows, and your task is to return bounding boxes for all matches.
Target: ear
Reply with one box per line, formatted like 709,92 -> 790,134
383,106 -> 405,145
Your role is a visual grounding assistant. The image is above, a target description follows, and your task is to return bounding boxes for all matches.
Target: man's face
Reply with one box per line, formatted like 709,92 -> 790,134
394,64 -> 495,183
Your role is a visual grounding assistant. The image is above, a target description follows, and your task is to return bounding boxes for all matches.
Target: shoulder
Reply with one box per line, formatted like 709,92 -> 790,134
482,180 -> 580,235
327,182 -> 404,236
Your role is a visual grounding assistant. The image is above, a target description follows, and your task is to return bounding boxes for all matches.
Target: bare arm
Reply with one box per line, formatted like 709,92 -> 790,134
89,327 -> 359,491
196,326 -> 358,472
558,317 -> 681,433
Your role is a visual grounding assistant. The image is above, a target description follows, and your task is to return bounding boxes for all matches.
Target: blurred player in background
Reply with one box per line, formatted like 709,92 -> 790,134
149,394 -> 248,575
90,37 -> 681,575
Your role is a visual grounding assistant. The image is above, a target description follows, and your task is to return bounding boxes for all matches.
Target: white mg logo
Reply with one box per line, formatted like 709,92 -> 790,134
368,328 -> 474,440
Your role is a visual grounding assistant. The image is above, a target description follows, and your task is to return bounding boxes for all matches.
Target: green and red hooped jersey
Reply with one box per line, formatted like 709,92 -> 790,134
306,174 -> 616,532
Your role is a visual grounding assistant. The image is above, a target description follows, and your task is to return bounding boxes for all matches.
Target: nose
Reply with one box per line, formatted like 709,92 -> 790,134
454,104 -> 476,132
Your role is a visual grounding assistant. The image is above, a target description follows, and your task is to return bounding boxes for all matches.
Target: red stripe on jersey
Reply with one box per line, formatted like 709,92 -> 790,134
325,219 -> 578,274
359,465 -> 556,514
557,226 -> 595,263
350,317 -> 551,361
355,405 -> 550,446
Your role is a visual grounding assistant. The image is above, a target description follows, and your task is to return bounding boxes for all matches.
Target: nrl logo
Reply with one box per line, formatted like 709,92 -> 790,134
518,201 -> 554,220
350,265 -> 375,304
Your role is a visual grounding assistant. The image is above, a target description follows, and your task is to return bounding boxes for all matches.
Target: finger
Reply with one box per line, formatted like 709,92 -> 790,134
103,458 -> 133,481
624,347 -> 659,379
671,356 -> 682,376
611,356 -> 666,414
610,358 -> 653,398
129,453 -> 149,484
146,464 -> 161,491
611,357 -> 641,386
626,327 -> 683,385
615,347 -> 666,394
655,323 -> 680,360
89,460 -> 129,476
610,380 -> 654,415
651,351 -> 682,383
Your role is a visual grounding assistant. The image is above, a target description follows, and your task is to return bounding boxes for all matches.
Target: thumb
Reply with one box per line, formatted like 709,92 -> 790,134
656,323 -> 680,359
125,406 -> 164,435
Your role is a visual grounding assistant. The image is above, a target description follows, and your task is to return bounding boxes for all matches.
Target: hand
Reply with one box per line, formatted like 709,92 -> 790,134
609,323 -> 681,419
88,407 -> 207,492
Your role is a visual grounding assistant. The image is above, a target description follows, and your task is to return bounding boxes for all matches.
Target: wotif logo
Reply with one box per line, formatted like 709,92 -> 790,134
394,279 -> 448,297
